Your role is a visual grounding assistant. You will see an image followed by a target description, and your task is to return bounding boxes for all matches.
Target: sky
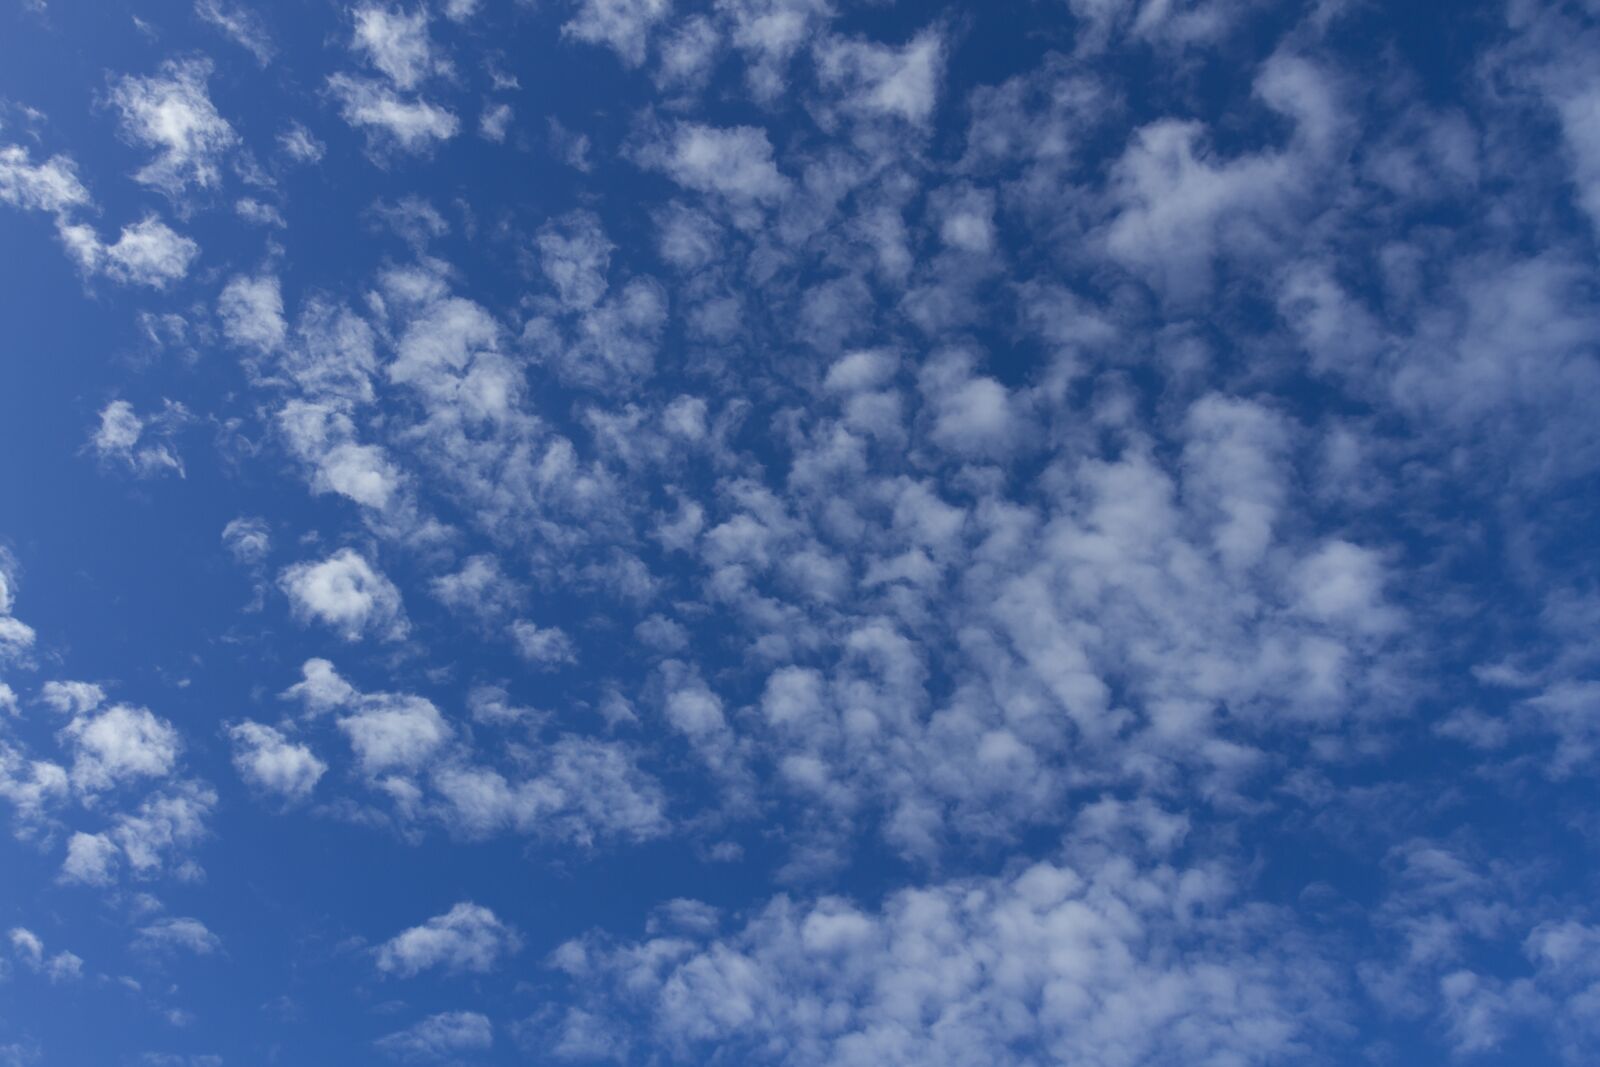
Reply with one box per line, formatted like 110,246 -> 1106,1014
1,0 -> 1600,1064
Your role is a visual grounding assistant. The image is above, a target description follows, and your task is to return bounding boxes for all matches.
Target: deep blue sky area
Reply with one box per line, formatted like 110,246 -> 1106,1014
2,0 -> 1600,1065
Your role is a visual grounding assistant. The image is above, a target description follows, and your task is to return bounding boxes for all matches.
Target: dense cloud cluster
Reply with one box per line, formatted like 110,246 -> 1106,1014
2,0 -> 1599,1063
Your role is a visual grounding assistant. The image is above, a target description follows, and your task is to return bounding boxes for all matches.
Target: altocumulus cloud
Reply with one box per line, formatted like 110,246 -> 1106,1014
0,0 -> 1598,1063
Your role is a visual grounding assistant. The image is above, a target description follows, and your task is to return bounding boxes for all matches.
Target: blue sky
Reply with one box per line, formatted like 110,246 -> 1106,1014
2,0 -> 1600,1063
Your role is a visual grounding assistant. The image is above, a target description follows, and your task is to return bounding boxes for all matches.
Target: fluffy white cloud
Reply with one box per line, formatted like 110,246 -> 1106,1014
0,743 -> 68,827
58,786 -> 216,886
195,0 -> 274,64
718,0 -> 831,101
7,927 -> 41,966
221,517 -> 271,564
59,831 -> 119,886
90,400 -> 184,477
557,851 -> 1333,1067
352,5 -> 445,88
465,684 -> 538,726
282,657 -> 359,715
814,28 -> 946,125
134,917 -> 221,956
0,143 -> 92,214
562,0 -> 670,67
328,75 -> 459,153
279,549 -> 408,641
431,554 -> 524,621
65,217 -> 200,288
0,554 -> 14,616
228,722 -> 326,801
918,348 -> 1024,457
218,273 -> 286,354
1293,540 -> 1396,633
278,121 -> 325,163
7,928 -> 81,983
508,620 -> 576,667
645,123 -> 789,208
1104,53 -> 1340,300
430,737 -> 669,845
375,902 -> 519,976
337,693 -> 449,776
325,444 -> 404,510
108,782 -> 216,880
59,703 -> 181,792
40,680 -> 105,715
0,615 -> 34,664
524,211 -> 668,389
109,59 -> 238,197
375,1011 -> 492,1061
479,101 -> 513,142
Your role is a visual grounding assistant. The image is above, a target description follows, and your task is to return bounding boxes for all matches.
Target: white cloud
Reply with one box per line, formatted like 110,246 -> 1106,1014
1293,540 -> 1396,632
282,658 -> 358,715
228,721 -> 326,802
918,348 -> 1023,457
104,217 -> 201,286
278,121 -> 325,164
109,58 -> 238,198
0,750 -> 68,826
90,400 -> 185,477
281,298 -> 380,401
66,216 -> 200,288
134,917 -> 221,956
430,737 -> 669,844
1104,54 -> 1340,300
375,1011 -> 492,1061
59,831 -> 119,886
655,14 -> 720,91
562,0 -> 670,67
0,143 -> 92,214
352,5 -> 446,89
375,902 -> 519,976
279,549 -> 408,641
7,929 -> 81,983
42,950 -> 82,982
559,853 -> 1333,1067
195,0 -> 273,64
508,620 -> 576,668
221,517 -> 271,564
465,685 -> 538,726
108,782 -> 216,880
321,443 -> 404,510
643,123 -> 789,210
7,928 -> 41,967
337,693 -> 449,776
40,680 -> 106,715
479,101 -> 512,142
218,273 -> 286,354
814,28 -> 946,125
524,211 -> 669,388
431,554 -> 524,621
328,75 -> 459,154
59,703 -> 181,792
234,197 -> 285,227
721,0 -> 831,102
0,576 -> 28,665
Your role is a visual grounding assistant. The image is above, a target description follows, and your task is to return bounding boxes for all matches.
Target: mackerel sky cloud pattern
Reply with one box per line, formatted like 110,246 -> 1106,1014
2,1 -> 1600,1064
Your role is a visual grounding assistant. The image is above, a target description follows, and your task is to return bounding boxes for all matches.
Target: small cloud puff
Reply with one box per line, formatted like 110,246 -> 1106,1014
375,902 -> 520,977
278,549 -> 408,642
228,722 -> 326,802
